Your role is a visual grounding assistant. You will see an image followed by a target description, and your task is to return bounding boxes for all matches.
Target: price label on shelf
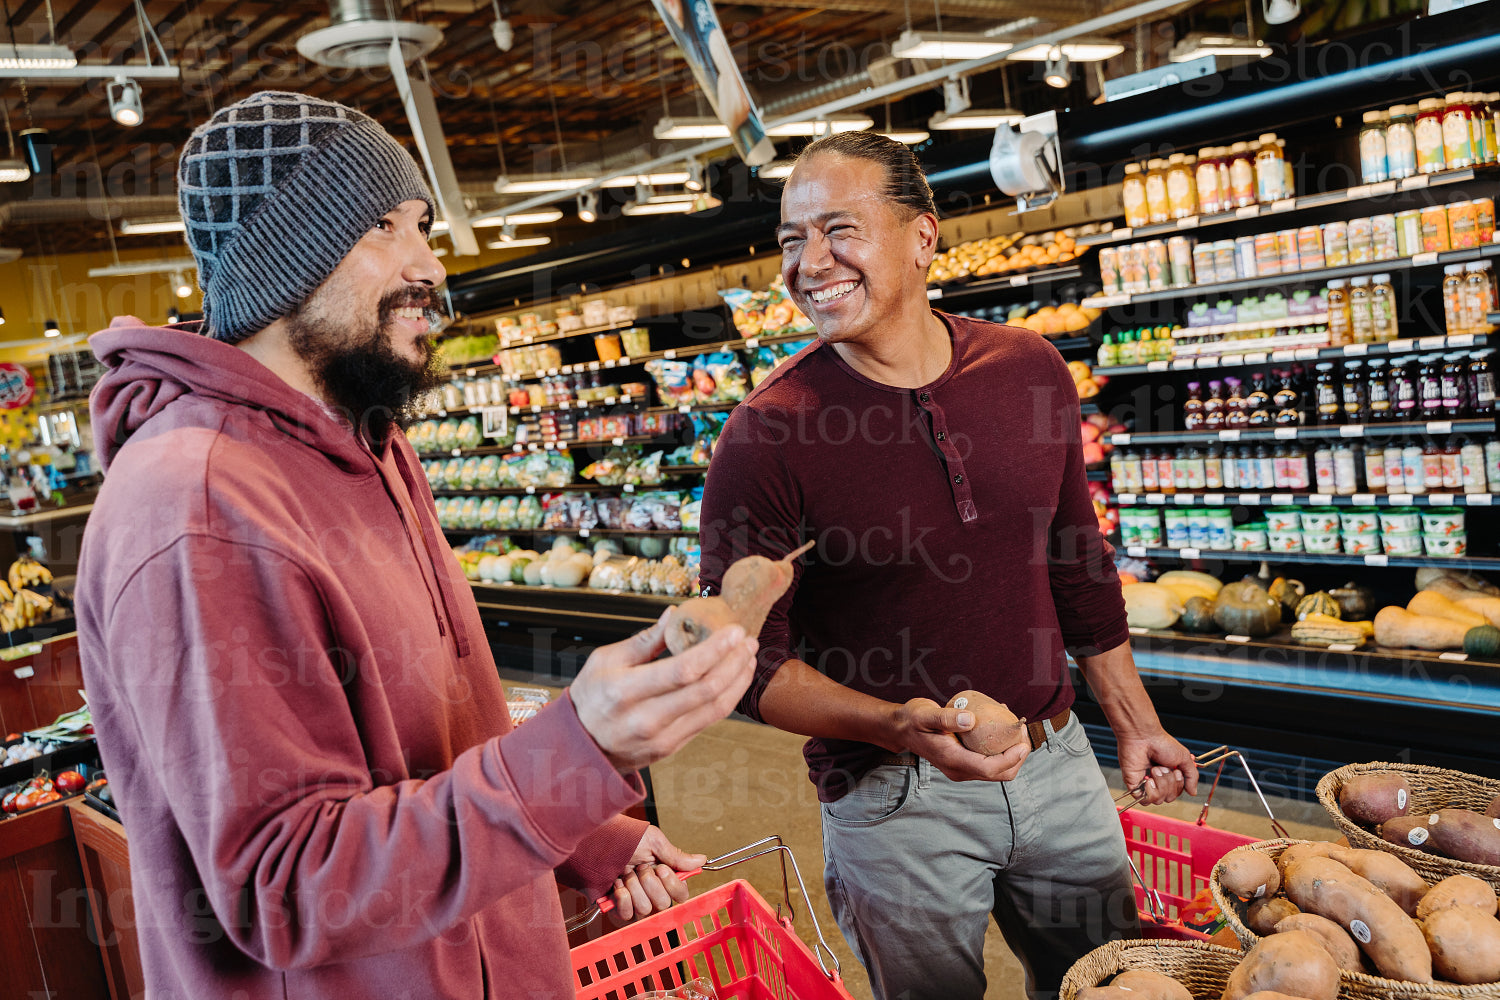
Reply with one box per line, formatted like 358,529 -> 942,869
532,370 -> 546,380
525,486 -> 536,494
450,448 -> 462,457
619,396 -> 633,405
1427,420 -> 1453,434
435,409 -> 448,418
523,335 -> 535,345
663,349 -> 677,359
1271,493 -> 1294,504
1147,361 -> 1170,372
1364,554 -> 1390,566
1224,634 -> 1251,643
610,437 -> 625,447
1271,350 -> 1295,362
1219,429 -> 1241,441
544,442 -> 557,451
1339,425 -> 1365,437
1178,216 -> 1200,229
1389,493 -> 1415,505
1114,228 -> 1134,240
559,401 -> 571,410
1090,294 -> 1131,307
1271,198 -> 1297,213
1197,357 -> 1220,369
1220,355 -> 1244,367
623,484 -> 636,493
1412,252 -> 1440,266
1343,344 -> 1368,356
1236,205 -> 1261,219
1402,174 -> 1431,189
1169,358 -> 1194,370
588,361 -> 600,372
1239,494 -> 1261,505
1117,493 -> 1137,504
1327,643 -> 1358,652
1346,184 -> 1373,200
1244,352 -> 1269,364
1180,547 -> 1202,559
1204,493 -> 1226,504
1449,334 -> 1476,347
531,405 -> 542,413
1147,493 -> 1167,504
1351,493 -> 1376,505
579,528 -> 590,538
926,287 -> 943,301
1010,274 -> 1030,286
605,359 -> 617,368
602,396 -> 616,406
1369,180 -> 1398,197
547,367 -> 559,376
560,365 -> 574,376
512,444 -> 523,453
1440,651 -> 1470,662
678,404 -> 693,414
1428,493 -> 1457,505
1274,427 -> 1298,439
1128,626 -> 1151,636
619,356 -> 631,366
745,338 -> 761,349
1175,494 -> 1195,505
1419,336 -> 1446,350
466,368 -> 478,378
1126,545 -> 1148,557
1469,493 -> 1493,505
508,406 -> 520,415
1112,433 -> 1132,445
1295,348 -> 1320,361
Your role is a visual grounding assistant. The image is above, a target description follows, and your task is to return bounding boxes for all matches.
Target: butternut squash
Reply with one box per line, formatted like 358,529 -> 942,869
1123,582 -> 1184,629
1374,606 -> 1472,651
1408,590 -> 1490,629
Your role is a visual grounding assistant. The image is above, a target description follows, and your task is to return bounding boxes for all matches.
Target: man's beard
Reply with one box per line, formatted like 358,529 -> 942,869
286,287 -> 445,442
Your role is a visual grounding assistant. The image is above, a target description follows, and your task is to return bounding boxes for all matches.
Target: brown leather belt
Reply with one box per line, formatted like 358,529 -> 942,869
872,709 -> 1072,767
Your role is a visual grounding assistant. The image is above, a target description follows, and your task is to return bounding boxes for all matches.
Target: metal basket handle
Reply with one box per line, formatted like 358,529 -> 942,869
1115,744 -> 1289,840
565,835 -> 842,981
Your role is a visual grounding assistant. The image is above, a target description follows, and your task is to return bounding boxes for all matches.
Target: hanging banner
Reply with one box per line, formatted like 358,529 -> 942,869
0,363 -> 34,410
651,0 -> 776,167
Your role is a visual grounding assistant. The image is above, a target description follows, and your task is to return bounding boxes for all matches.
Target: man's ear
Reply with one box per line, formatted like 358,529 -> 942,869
914,211 -> 940,269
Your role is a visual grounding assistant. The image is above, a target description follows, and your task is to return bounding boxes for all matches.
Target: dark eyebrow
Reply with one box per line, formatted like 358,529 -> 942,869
776,210 -> 861,240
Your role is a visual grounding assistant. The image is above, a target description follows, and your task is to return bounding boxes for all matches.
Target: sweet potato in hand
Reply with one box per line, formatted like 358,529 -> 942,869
946,689 -> 1026,756
665,542 -> 814,654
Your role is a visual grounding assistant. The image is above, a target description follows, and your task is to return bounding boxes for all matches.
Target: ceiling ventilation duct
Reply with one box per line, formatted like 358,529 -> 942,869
296,0 -> 442,68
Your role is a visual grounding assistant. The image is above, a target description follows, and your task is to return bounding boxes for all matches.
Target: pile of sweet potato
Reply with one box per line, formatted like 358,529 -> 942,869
1340,771 -> 1500,867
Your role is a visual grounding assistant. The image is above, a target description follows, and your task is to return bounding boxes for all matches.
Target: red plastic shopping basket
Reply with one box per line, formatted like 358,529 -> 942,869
1118,746 -> 1289,941
569,838 -> 853,1000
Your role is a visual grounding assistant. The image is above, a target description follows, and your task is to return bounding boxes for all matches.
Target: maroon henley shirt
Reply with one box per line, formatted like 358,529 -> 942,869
699,311 -> 1130,801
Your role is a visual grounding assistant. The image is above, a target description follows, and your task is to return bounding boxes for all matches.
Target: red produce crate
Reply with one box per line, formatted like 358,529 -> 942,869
571,878 -> 852,1000
1120,808 -> 1256,941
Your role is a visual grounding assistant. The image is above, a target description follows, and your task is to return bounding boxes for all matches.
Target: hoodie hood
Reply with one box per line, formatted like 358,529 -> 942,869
89,316 -> 377,476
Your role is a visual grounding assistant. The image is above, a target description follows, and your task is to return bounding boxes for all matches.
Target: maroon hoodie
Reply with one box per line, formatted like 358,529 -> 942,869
77,318 -> 646,1000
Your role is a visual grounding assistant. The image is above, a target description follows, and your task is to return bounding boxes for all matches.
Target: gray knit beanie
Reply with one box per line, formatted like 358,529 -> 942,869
178,91 -> 435,343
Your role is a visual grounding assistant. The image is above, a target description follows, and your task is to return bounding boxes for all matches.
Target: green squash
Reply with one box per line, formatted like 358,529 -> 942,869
1328,582 -> 1377,621
1179,596 -> 1219,634
1269,577 -> 1306,622
1213,580 -> 1283,637
1464,625 -> 1500,659
1296,592 -> 1342,621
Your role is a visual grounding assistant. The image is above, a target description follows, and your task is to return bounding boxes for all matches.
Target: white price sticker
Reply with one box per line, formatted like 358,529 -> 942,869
678,404 -> 693,414
1346,185 -> 1373,200
1369,180 -> 1398,196
1402,174 -> 1431,189
1239,494 -> 1262,505
1274,427 -> 1298,439
1221,355 -> 1244,367
579,528 -> 590,538
561,365 -> 574,375
1128,626 -> 1151,636
1351,494 -> 1376,505
1469,493 -> 1493,505
512,444 -> 524,453
533,370 -> 546,380
1271,350 -> 1296,362
605,359 -> 617,368
1126,545 -> 1148,557
547,367 -> 559,376
926,287 -> 943,300
466,368 -> 478,378
1219,429 -> 1242,441
1327,643 -> 1358,651
1428,493 -> 1457,505
1178,216 -> 1200,229
451,448 -> 462,457
1271,198 -> 1296,213
623,484 -> 636,493
525,486 -> 536,494
1364,554 -> 1390,566
1427,420 -> 1454,434
1271,493 -> 1294,504
1245,353 -> 1269,364
1343,343 -> 1368,356
745,338 -> 761,349
1204,494 -> 1226,504
1295,348 -> 1320,360
619,396 -> 633,405
603,396 -> 616,406
1010,274 -> 1030,286
1224,634 -> 1251,643
588,362 -> 600,372
530,405 -> 542,413
1172,359 -> 1197,370
1180,547 -> 1202,559
1198,357 -> 1219,369
544,442 -> 556,451
1311,494 -> 1335,504
611,437 -> 625,447
1147,361 -> 1170,372
1112,433 -> 1132,445
1340,424 -> 1366,437
508,406 -> 520,415
1390,493 -> 1415,505
1412,252 -> 1440,266
559,401 -> 571,410
1236,205 -> 1261,219
1175,494 -> 1196,505
1388,338 -> 1417,352
1114,228 -> 1134,240
663,349 -> 677,359
1419,335 -> 1447,349
1449,334 -> 1476,347
1440,651 -> 1470,661
1117,494 -> 1138,504
1147,493 -> 1167,504
1349,920 -> 1373,945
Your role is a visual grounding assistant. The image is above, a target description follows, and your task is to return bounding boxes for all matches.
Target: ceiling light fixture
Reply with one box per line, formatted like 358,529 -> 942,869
0,99 -> 27,182
119,218 -> 185,235
167,306 -> 180,323
928,108 -> 1026,130
489,0 -> 514,52
622,195 -> 722,216
1168,33 -> 1273,62
20,128 -> 51,176
0,43 -> 77,70
1044,47 -> 1071,88
765,116 -> 873,137
108,76 -> 143,127
758,160 -> 795,180
430,210 -> 562,233
1006,41 -> 1126,62
892,30 -> 1014,61
494,174 -> 599,194
172,271 -> 192,298
485,235 -> 552,249
43,318 -> 60,337
1264,0 -> 1301,23
577,190 -> 598,222
86,257 -> 197,277
878,129 -> 931,144
653,116 -> 731,141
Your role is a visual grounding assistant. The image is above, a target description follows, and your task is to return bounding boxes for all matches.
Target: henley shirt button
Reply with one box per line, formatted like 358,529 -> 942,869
936,431 -> 946,441
918,392 -> 930,403
953,474 -> 963,484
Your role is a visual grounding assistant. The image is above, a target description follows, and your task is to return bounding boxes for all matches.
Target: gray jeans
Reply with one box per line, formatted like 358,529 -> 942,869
819,715 -> 1139,1000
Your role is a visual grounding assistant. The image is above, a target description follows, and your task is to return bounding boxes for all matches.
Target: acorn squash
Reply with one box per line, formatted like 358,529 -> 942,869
1464,625 -> 1500,659
1179,596 -> 1219,634
1296,592 -> 1341,621
1212,580 -> 1282,637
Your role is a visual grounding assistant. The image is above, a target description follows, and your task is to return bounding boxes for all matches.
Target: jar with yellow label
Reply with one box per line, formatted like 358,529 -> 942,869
1444,92 -> 1476,169
1121,162 -> 1149,228
1228,142 -> 1256,208
1416,98 -> 1447,174
1449,199 -> 1479,249
1167,153 -> 1197,219
1195,147 -> 1222,214
1144,159 -> 1171,225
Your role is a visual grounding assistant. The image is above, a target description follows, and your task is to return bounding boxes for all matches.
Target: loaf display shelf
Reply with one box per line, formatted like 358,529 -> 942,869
1106,417 -> 1495,447
1118,544 -> 1500,570
1112,490 -> 1498,507
1075,167 -> 1491,248
1082,242 -> 1500,309
1093,333 -> 1493,376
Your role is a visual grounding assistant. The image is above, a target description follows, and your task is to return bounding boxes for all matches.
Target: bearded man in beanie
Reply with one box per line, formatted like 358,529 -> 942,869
76,92 -> 758,1000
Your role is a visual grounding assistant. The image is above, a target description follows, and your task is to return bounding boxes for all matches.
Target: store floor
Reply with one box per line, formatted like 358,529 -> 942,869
508,668 -> 1344,1000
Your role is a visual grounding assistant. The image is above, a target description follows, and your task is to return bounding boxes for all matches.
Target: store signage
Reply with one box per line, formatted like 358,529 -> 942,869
0,363 -> 35,409
651,0 -> 775,166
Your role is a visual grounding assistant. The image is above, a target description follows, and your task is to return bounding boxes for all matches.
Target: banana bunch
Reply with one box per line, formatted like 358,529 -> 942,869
0,588 -> 53,633
8,556 -> 52,593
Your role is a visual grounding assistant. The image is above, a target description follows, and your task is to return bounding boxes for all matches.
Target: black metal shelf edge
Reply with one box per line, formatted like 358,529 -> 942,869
1108,418 -> 1495,446
1120,546 -> 1500,570
1092,334 -> 1493,376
